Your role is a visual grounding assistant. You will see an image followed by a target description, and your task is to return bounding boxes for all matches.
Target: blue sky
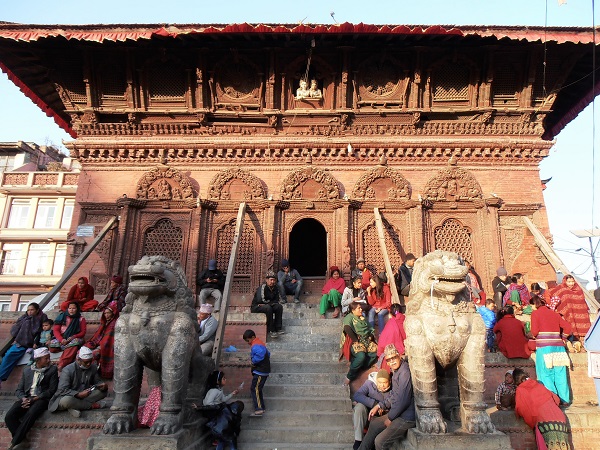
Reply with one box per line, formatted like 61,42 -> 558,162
1,0 -> 599,287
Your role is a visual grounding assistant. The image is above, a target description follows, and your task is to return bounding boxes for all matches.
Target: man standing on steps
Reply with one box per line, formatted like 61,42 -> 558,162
243,329 -> 271,417
395,253 -> 416,306
358,344 -> 415,450
251,271 -> 285,339
277,259 -> 304,304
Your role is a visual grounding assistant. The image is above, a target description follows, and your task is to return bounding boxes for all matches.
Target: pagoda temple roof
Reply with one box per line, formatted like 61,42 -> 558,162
0,22 -> 599,140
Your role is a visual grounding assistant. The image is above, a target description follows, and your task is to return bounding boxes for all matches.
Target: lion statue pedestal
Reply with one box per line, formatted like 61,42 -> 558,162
402,250 -> 511,449
89,255 -> 214,449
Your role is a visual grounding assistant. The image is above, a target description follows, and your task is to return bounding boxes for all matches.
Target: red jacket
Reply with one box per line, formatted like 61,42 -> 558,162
367,284 -> 392,310
493,315 -> 531,359
531,306 -> 571,337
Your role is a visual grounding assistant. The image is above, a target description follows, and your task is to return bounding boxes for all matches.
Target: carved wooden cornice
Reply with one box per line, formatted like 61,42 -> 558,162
498,203 -> 543,214
116,197 -> 147,209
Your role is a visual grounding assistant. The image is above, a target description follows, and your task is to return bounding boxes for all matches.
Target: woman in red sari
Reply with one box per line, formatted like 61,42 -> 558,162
84,301 -> 119,379
513,367 -> 572,450
319,266 -> 346,318
377,303 -> 406,370
61,277 -> 98,312
550,275 -> 590,352
49,302 -> 87,370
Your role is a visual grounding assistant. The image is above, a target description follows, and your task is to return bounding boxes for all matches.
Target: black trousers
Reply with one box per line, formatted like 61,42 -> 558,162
251,303 -> 283,332
5,398 -> 49,445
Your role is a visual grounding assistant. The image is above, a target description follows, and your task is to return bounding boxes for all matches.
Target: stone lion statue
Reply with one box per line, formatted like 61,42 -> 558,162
404,250 -> 494,434
104,255 -> 213,435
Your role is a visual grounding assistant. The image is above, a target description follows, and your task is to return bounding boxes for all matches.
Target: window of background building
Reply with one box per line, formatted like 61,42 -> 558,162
52,244 -> 67,276
0,294 -> 12,311
1,243 -> 22,274
7,199 -> 30,228
61,199 -> 74,229
34,199 -> 57,229
0,155 -> 16,172
18,295 -> 38,311
24,244 -> 50,275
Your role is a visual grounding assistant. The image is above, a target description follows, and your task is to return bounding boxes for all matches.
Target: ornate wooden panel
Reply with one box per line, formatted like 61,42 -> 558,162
216,220 -> 257,294
143,218 -> 184,262
361,220 -> 403,274
433,218 -> 474,263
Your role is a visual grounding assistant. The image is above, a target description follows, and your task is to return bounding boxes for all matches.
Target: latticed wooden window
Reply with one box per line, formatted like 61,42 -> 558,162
432,63 -> 470,102
55,55 -> 87,104
148,64 -> 186,102
434,219 -> 473,263
532,55 -> 561,105
143,219 -> 183,262
362,222 -> 402,274
216,221 -> 255,293
492,64 -> 519,106
100,63 -> 127,104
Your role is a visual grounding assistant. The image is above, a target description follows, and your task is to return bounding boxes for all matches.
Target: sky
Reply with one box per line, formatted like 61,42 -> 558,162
1,0 -> 599,288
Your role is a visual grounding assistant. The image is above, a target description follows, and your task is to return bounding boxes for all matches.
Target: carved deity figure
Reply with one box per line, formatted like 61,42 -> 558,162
308,79 -> 322,99
157,179 -> 172,200
404,250 -> 494,434
296,79 -> 310,99
103,255 -> 213,436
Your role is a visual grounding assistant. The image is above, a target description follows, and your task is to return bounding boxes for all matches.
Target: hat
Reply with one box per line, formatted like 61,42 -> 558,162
78,347 -> 94,360
281,259 -> 290,267
329,266 -> 340,276
505,369 -> 514,376
33,348 -> 50,359
111,275 -> 123,284
497,267 -> 508,277
383,344 -> 400,360
378,272 -> 388,283
199,303 -> 214,314
208,259 -> 217,270
376,369 -> 391,380
356,257 -> 365,264
265,271 -> 277,279
405,253 -> 416,261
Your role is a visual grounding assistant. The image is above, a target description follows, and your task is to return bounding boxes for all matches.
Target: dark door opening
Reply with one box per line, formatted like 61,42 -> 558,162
288,218 -> 327,277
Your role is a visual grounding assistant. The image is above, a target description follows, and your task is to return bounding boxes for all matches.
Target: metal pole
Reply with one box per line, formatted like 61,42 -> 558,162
590,236 -> 600,290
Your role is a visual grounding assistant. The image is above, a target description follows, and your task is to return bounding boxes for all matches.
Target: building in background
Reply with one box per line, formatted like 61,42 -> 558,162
0,141 -> 79,311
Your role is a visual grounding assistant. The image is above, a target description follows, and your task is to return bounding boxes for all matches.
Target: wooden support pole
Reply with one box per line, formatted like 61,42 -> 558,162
374,207 -> 401,305
212,202 -> 246,365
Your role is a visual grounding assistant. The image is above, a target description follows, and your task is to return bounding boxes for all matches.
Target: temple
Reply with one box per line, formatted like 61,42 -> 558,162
0,22 -> 598,300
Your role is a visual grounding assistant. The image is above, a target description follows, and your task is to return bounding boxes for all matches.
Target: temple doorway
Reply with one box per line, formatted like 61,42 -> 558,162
288,218 -> 327,277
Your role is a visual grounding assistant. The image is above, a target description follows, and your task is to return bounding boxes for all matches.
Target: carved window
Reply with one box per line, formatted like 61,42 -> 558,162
99,61 -> 127,106
532,55 -> 561,106
362,222 -> 403,274
216,221 -> 256,294
148,63 -> 186,105
492,64 -> 519,107
434,219 -> 473,263
54,55 -> 87,104
143,219 -> 183,262
432,63 -> 470,104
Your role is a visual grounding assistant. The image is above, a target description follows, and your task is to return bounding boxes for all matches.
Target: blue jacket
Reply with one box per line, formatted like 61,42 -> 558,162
477,306 -> 497,329
378,359 -> 415,422
250,338 -> 271,376
353,371 -> 390,409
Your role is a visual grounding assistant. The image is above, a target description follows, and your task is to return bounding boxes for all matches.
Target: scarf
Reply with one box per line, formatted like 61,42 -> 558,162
551,278 -> 590,337
69,277 -> 93,301
344,312 -> 372,338
503,283 -> 531,306
11,310 -> 46,348
55,308 -> 82,339
29,364 -> 50,397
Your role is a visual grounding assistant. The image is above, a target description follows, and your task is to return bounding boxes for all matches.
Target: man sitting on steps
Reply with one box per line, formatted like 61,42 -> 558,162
251,271 -> 285,339
277,259 -> 304,304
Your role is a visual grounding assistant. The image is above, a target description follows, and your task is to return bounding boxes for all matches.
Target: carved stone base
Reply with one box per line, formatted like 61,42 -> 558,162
397,425 -> 512,450
87,417 -> 210,450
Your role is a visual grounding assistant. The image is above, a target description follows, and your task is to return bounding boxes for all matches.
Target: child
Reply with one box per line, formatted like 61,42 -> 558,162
203,370 -> 240,406
477,299 -> 497,352
243,329 -> 270,417
34,319 -> 54,349
495,370 -> 516,410
206,401 -> 245,450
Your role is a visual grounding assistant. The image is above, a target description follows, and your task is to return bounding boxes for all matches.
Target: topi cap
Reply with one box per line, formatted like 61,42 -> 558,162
405,253 -> 416,261
33,348 -> 50,359
383,344 -> 400,360
265,271 -> 277,279
356,257 -> 365,264
505,369 -> 514,376
281,259 -> 289,267
199,303 -> 214,314
376,369 -> 391,380
497,267 -> 508,277
208,259 -> 217,270
111,275 -> 123,284
78,346 -> 94,360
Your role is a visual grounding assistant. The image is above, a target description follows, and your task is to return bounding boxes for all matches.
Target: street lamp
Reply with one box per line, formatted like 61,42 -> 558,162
570,229 -> 600,289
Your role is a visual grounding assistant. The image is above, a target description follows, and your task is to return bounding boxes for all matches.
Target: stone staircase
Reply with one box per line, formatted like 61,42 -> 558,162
231,301 -> 355,450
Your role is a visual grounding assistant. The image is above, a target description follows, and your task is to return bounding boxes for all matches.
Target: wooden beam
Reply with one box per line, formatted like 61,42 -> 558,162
522,216 -> 599,312
374,207 -> 401,305
212,202 -> 246,365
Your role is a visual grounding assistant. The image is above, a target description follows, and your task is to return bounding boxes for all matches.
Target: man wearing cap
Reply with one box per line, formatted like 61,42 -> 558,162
251,272 -> 285,339
352,257 -> 372,291
352,369 -> 392,450
96,274 -> 127,312
277,259 -> 304,304
396,254 -> 416,305
5,348 -> 58,449
359,344 -> 415,450
196,259 -> 226,311
492,267 -> 509,305
198,303 -> 218,356
49,347 -> 108,418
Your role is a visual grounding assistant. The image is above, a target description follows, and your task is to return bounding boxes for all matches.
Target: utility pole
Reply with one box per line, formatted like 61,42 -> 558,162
571,229 -> 600,289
